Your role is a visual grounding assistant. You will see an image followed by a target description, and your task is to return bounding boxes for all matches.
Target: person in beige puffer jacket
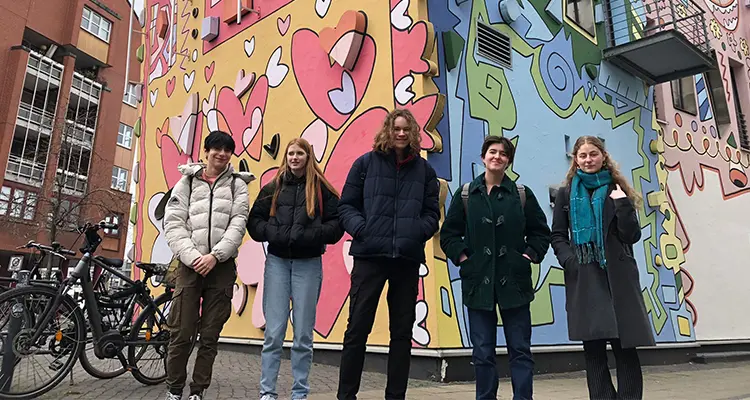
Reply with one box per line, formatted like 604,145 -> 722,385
163,131 -> 254,400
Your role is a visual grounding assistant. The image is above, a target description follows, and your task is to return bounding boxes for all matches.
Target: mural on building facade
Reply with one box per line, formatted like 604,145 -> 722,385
133,0 -> 750,349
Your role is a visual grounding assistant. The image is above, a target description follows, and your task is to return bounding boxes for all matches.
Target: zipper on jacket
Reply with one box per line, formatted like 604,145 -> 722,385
204,167 -> 229,249
393,167 -> 399,258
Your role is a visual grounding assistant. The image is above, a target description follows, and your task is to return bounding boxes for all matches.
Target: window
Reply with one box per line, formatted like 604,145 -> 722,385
704,71 -> 731,127
671,77 -> 697,115
111,166 -> 128,192
0,186 -> 37,221
117,123 -> 133,149
103,215 -> 120,236
57,199 -> 81,230
567,0 -> 596,36
81,7 -> 112,42
123,83 -> 139,107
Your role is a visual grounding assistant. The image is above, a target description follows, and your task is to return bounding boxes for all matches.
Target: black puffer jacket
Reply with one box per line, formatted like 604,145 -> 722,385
338,150 -> 440,263
247,173 -> 344,258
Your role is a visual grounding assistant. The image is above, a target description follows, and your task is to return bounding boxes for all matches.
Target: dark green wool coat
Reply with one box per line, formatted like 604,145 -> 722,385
440,173 -> 551,311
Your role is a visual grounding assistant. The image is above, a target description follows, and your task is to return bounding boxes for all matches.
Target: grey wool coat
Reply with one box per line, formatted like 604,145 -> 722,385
551,185 -> 655,349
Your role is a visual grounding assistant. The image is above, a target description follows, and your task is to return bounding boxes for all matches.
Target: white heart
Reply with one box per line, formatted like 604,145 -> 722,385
266,46 -> 289,88
300,119 -> 328,162
412,301 -> 430,346
244,37 -> 256,58
206,109 -> 219,132
149,89 -> 158,107
147,193 -> 175,265
419,263 -> 428,277
343,241 -> 354,274
183,71 -> 195,92
395,75 -> 416,105
391,0 -> 412,30
242,108 -> 264,148
202,85 -> 216,113
315,0 -> 332,18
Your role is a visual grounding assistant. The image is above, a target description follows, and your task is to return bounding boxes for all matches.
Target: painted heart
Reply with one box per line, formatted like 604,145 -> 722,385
210,77 -> 269,159
300,118 -> 328,162
176,93 -> 199,155
234,69 -> 256,98
291,29 -> 376,130
242,108 -> 263,149
244,37 -> 256,58
183,70 -> 196,92
235,239 -> 267,329
398,93 -> 444,151
394,75 -> 415,105
202,85 -> 216,112
319,10 -> 367,70
266,46 -> 289,88
204,61 -> 215,82
150,89 -> 159,106
315,0 -> 331,18
342,240 -> 353,274
166,76 -> 176,97
412,300 -> 430,346
391,0 -> 412,30
263,133 -> 280,159
328,71 -> 356,115
232,283 -> 248,315
277,14 -> 291,36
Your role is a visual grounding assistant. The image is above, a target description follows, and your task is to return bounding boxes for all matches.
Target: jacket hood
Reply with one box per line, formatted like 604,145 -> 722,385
177,162 -> 256,184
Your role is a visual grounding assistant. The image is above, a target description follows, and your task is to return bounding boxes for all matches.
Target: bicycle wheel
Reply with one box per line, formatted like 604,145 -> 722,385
0,286 -> 85,400
126,291 -> 174,385
77,304 -> 128,379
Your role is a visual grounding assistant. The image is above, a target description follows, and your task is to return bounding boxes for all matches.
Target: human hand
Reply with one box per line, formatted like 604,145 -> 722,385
193,254 -> 218,276
458,253 -> 468,264
609,184 -> 627,199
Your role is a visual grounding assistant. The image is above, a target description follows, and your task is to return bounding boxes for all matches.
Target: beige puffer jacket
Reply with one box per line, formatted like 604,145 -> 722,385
164,163 -> 255,267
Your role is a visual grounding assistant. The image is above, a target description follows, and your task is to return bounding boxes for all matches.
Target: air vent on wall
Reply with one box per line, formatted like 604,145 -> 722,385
477,21 -> 512,69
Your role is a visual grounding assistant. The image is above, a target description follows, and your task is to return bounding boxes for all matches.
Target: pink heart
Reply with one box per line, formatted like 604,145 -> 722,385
204,61 -> 215,82
165,76 -> 176,97
234,69 -> 256,98
300,119 -> 328,162
159,116 -> 204,188
277,14 -> 291,36
235,239 -> 267,328
315,107 -> 387,337
232,283 -> 248,315
214,76 -> 269,159
291,29 -> 376,130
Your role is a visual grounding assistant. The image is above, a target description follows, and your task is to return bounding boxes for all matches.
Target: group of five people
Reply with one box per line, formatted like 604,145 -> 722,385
162,109 -> 653,400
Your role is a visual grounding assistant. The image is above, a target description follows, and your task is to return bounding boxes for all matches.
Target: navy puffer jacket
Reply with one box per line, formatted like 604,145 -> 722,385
338,150 -> 440,263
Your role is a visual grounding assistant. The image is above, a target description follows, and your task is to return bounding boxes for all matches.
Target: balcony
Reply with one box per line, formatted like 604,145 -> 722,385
5,155 -> 46,186
601,0 -> 714,85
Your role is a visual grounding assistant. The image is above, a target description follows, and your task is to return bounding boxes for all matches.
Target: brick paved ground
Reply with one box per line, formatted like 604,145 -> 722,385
36,351 -> 750,400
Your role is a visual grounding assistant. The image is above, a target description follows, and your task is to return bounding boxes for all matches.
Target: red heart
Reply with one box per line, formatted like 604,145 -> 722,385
165,76 -> 176,97
291,29 -> 376,130
204,61 -> 215,82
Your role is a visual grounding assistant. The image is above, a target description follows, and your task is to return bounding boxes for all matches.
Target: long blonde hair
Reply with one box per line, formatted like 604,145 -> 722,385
565,136 -> 642,207
372,109 -> 422,154
270,138 -> 339,218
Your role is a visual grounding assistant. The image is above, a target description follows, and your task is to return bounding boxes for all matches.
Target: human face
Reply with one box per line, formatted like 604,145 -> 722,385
482,143 -> 509,174
205,147 -> 231,172
286,143 -> 308,176
391,116 -> 411,152
576,143 -> 605,173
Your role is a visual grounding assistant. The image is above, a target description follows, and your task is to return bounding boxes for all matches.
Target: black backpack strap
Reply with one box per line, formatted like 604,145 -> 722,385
461,183 -> 470,217
517,184 -> 526,210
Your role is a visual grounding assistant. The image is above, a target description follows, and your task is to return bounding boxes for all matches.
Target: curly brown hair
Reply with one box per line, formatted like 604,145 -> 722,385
372,109 -> 422,154
565,136 -> 642,207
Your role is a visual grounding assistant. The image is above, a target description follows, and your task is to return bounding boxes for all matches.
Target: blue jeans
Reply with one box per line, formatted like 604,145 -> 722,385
260,254 -> 322,399
468,304 -> 533,400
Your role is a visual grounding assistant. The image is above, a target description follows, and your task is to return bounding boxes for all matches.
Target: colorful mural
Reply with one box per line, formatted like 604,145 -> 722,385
134,0 -> 750,350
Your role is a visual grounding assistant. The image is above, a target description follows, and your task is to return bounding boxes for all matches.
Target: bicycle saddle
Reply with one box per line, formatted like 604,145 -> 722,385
135,262 -> 169,275
94,255 -> 124,268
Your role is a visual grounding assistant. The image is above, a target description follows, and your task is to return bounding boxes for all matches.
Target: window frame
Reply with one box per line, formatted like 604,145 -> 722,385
566,0 -> 596,37
111,166 -> 129,192
80,7 -> 112,43
103,214 -> 121,237
0,185 -> 38,221
671,76 -> 698,116
123,83 -> 139,107
117,123 -> 133,149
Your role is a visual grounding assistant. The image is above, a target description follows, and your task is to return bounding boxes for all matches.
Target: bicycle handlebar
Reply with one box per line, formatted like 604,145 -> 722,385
18,240 -> 76,256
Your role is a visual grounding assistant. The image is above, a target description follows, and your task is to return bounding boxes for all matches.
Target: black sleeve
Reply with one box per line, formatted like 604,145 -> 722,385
247,184 -> 273,242
551,186 -> 576,268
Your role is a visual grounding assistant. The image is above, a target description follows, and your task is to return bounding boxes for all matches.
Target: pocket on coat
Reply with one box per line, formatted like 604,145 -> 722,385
458,254 -> 479,280
166,288 -> 183,331
511,251 -> 533,292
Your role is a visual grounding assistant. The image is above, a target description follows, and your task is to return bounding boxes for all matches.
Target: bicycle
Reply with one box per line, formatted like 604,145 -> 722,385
0,221 -> 191,399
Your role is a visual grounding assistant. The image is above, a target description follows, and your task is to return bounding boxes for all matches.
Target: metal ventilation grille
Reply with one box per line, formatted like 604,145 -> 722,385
477,21 -> 512,69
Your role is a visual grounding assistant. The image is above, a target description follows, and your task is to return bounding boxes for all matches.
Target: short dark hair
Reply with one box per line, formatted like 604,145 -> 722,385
481,135 -> 515,163
204,130 -> 236,153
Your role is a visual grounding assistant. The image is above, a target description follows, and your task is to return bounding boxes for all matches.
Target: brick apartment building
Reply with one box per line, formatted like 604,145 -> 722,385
0,0 -> 141,276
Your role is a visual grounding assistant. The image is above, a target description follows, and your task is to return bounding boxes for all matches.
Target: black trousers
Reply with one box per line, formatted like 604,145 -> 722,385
337,257 -> 419,400
583,339 -> 643,400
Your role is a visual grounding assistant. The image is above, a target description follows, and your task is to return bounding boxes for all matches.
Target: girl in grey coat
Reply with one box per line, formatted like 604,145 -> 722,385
551,136 -> 655,400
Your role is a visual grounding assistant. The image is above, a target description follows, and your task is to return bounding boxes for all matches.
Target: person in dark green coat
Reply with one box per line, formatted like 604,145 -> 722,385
440,135 -> 551,400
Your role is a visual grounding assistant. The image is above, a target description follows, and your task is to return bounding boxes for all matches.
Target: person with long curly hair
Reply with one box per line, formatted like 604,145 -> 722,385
551,136 -> 655,400
247,138 -> 344,400
336,109 -> 440,400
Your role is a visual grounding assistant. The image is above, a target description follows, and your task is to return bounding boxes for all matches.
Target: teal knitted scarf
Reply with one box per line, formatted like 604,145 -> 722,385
570,169 -> 612,268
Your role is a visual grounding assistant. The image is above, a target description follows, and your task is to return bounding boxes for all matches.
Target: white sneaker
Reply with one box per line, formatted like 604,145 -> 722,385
260,395 -> 276,400
187,394 -> 203,400
165,392 -> 182,400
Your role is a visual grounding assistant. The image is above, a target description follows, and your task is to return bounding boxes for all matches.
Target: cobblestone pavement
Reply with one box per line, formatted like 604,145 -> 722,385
36,351 -> 750,400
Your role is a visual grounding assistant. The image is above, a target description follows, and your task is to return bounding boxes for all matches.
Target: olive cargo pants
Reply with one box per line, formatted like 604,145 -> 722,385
166,259 -> 236,395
